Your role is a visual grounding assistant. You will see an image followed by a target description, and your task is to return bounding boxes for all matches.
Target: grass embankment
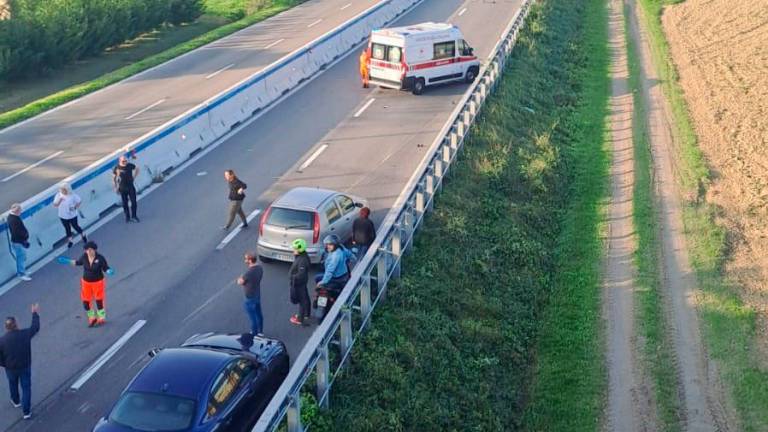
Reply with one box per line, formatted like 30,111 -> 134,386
0,0 -> 302,130
623,4 -> 682,430
304,0 -> 609,430
636,0 -> 768,430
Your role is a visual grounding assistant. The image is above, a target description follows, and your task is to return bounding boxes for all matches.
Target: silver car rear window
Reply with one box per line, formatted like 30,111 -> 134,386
267,208 -> 314,229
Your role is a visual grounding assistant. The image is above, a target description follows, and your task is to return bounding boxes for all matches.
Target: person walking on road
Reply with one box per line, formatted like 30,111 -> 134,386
352,207 -> 376,260
113,155 -> 140,223
237,253 -> 263,336
359,48 -> 370,88
0,303 -> 40,420
59,242 -> 114,327
7,203 -> 32,281
288,239 -> 311,326
223,170 -> 248,231
53,184 -> 87,248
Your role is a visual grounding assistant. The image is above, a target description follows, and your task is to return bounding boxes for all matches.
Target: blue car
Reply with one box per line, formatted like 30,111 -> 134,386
93,333 -> 289,432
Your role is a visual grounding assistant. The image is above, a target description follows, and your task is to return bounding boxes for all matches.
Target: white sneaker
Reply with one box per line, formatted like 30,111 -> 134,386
18,274 -> 32,281
10,400 -> 20,408
23,413 -> 31,420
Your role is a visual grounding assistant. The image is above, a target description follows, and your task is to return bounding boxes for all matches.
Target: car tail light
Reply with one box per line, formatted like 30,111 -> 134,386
259,206 -> 271,236
312,212 -> 320,244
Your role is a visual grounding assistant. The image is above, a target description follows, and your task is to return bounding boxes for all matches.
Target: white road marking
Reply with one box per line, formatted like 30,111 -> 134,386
264,38 -> 284,49
124,99 -> 166,120
216,209 -> 262,250
70,320 -> 147,390
353,98 -> 376,118
341,3 -> 352,10
307,18 -> 323,28
298,144 -> 328,171
458,7 -> 467,16
182,285 -> 232,323
2,150 -> 64,183
205,63 -> 235,79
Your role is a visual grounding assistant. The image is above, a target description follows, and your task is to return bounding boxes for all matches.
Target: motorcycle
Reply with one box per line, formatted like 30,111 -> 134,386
312,246 -> 358,322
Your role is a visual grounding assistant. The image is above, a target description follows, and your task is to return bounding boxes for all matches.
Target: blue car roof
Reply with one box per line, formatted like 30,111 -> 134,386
128,347 -> 232,399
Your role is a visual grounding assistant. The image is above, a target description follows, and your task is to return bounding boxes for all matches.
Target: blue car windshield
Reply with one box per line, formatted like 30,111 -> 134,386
109,391 -> 196,431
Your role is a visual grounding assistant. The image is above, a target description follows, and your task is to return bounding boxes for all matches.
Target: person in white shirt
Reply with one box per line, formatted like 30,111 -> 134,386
53,184 -> 87,248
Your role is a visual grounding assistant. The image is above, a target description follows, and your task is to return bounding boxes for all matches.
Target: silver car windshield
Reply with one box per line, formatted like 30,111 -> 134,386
267,208 -> 313,230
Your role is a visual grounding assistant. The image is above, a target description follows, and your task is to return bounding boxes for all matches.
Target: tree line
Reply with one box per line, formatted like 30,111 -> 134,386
0,0 -> 203,80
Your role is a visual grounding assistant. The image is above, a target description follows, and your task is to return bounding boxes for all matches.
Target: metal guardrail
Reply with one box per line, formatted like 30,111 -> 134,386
253,1 -> 534,430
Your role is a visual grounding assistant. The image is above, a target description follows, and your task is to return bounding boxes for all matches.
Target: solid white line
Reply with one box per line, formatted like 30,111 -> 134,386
341,3 -> 352,10
298,144 -> 328,171
70,320 -> 147,390
205,63 -> 235,79
264,38 -> 285,49
307,18 -> 323,28
216,209 -> 261,250
182,285 -> 232,323
2,150 -> 64,183
458,7 -> 467,16
124,99 -> 166,120
353,98 -> 375,118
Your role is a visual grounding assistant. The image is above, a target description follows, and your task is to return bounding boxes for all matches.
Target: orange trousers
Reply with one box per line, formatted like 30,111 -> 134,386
80,279 -> 105,302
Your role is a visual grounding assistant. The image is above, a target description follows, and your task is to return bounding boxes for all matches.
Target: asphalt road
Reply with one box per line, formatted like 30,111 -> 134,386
0,0 -> 523,430
0,0 -> 382,209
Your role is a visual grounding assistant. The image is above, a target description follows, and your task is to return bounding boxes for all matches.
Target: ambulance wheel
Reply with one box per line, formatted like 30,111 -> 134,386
465,67 -> 479,83
412,78 -> 425,95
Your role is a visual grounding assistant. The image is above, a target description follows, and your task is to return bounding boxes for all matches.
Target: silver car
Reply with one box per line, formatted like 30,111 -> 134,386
257,187 -> 367,263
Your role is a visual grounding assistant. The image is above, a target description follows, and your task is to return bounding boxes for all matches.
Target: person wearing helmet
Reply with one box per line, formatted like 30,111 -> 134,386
60,241 -> 114,327
288,239 -> 311,326
317,234 -> 353,292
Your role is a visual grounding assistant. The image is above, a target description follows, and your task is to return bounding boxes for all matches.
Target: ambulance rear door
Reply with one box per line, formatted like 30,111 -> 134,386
368,40 -> 404,89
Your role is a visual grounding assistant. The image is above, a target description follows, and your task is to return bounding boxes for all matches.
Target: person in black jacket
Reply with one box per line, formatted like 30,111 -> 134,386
0,303 -> 40,420
223,169 -> 248,230
288,239 -> 311,326
352,207 -> 376,260
7,203 -> 31,281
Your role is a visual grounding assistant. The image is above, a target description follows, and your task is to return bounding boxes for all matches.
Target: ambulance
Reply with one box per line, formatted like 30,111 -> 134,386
365,22 -> 480,95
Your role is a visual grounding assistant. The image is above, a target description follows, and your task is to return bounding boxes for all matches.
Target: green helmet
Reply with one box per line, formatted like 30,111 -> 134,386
291,238 -> 307,253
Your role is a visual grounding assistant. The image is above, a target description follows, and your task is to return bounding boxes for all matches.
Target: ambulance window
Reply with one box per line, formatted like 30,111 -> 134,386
372,43 -> 387,60
458,39 -> 473,56
433,41 -> 455,59
387,46 -> 402,63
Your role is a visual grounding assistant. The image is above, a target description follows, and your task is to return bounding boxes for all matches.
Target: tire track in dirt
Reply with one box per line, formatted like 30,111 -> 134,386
626,0 -> 736,430
603,0 -> 656,430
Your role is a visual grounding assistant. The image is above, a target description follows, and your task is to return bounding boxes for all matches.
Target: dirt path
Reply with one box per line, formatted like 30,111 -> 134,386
626,0 -> 734,430
602,0 -> 656,430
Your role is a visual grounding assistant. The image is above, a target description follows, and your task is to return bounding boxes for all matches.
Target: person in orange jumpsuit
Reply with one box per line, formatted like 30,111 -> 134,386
58,241 -> 114,327
359,48 -> 370,88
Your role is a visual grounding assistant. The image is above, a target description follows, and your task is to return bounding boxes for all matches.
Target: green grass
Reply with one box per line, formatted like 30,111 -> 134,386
636,1 -> 768,430
521,0 -> 610,429
623,4 -> 682,430
0,0 -> 302,130
294,0 -> 610,430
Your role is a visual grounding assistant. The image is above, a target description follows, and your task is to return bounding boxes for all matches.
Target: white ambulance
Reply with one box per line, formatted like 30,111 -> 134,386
366,22 -> 480,95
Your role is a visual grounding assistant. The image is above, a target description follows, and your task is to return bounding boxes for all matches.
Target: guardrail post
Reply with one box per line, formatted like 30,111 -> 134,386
360,275 -> 372,318
415,185 -> 425,215
391,225 -> 402,279
340,307 -> 353,356
287,394 -> 303,432
376,254 -> 388,302
450,131 -> 458,150
463,111 -> 471,129
469,99 -> 477,117
425,172 -> 435,212
316,344 -> 330,409
457,121 -> 465,139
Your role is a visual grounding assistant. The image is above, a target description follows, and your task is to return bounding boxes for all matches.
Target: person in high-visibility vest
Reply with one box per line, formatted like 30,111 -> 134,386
359,49 -> 370,88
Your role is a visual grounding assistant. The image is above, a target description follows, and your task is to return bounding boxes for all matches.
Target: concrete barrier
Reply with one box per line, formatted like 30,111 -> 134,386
0,0 -> 423,286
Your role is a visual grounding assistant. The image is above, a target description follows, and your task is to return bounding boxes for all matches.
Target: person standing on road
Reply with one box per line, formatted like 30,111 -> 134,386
53,184 -> 87,248
352,207 -> 376,260
59,242 -> 114,327
237,253 -> 263,336
113,155 -> 140,223
7,203 -> 32,281
288,239 -> 311,326
223,170 -> 248,231
0,303 -> 40,420
359,48 -> 370,88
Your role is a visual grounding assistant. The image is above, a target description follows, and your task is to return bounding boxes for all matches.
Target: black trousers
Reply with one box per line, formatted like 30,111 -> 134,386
295,283 -> 311,319
60,217 -> 84,238
120,187 -> 137,219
